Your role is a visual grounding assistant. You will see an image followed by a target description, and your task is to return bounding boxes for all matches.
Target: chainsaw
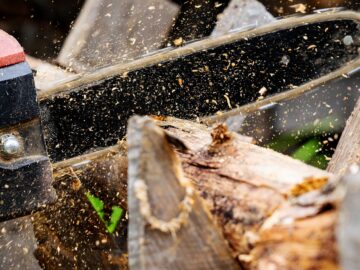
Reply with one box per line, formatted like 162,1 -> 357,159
0,10 -> 359,221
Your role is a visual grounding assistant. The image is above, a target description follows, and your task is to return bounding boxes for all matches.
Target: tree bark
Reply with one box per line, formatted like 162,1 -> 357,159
127,116 -> 240,270
32,116 -> 343,269
130,116 -> 338,269
327,98 -> 360,175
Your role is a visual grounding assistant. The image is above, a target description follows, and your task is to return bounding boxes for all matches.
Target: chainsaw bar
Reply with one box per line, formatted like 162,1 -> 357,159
39,11 -> 360,162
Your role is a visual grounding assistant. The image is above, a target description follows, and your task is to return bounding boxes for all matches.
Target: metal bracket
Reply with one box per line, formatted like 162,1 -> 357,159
0,30 -> 56,221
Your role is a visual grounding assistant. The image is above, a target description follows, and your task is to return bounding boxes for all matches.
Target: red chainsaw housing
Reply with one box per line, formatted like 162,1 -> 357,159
0,29 -> 25,67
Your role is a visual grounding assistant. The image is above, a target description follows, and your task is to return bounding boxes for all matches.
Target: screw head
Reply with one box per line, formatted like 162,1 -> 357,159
0,134 -> 22,158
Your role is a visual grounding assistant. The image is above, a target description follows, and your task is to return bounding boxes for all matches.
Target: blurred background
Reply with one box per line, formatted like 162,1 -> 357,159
0,0 -> 359,60
0,0 -> 359,170
0,2 -> 359,268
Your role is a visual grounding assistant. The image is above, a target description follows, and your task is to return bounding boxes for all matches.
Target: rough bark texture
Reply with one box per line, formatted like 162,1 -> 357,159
127,116 -> 240,270
327,98 -> 360,175
29,116 -> 345,270
58,0 -> 179,72
153,117 -> 338,269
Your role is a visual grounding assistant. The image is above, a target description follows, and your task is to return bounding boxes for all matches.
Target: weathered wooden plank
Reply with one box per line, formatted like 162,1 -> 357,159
58,0 -> 179,72
127,116 -> 241,270
327,98 -> 360,174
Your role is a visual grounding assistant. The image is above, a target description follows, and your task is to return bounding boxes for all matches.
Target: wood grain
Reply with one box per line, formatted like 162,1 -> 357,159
155,117 -> 338,269
33,116 -> 344,269
327,98 -> 360,174
127,116 -> 240,270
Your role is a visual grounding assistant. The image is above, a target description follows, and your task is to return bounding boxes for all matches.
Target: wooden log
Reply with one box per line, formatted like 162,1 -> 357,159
327,98 -> 360,174
31,116 -> 341,269
252,211 -> 338,270
127,116 -> 241,270
153,117 -> 338,269
58,0 -> 179,72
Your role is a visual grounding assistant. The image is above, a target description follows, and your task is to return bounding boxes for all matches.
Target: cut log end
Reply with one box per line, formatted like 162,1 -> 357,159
127,116 -> 241,270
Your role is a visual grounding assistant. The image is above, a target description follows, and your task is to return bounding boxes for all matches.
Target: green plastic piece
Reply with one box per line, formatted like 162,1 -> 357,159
107,206 -> 124,234
86,192 -> 105,219
86,192 -> 123,234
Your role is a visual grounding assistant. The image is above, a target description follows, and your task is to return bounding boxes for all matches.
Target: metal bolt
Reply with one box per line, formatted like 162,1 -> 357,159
0,134 -> 22,158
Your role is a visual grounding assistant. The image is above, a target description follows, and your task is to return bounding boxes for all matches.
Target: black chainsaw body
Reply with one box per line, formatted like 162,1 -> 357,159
40,19 -> 360,162
0,60 -> 55,221
0,63 -> 39,127
0,13 -> 360,221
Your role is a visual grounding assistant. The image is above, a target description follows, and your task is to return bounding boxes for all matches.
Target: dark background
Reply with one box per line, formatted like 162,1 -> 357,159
0,0 -> 359,60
